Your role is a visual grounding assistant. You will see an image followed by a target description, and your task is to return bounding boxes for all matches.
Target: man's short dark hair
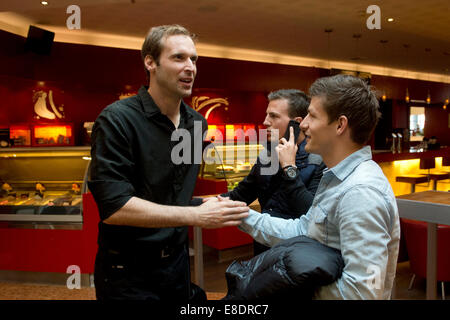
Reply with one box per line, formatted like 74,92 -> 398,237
141,24 -> 196,80
267,89 -> 310,119
309,75 -> 381,145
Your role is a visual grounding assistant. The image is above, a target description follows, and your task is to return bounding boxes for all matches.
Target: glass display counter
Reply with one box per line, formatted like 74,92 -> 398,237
0,147 -> 90,227
200,142 -> 265,190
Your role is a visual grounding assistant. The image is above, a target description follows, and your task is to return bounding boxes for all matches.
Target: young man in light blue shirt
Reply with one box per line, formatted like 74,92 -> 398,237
236,74 -> 400,299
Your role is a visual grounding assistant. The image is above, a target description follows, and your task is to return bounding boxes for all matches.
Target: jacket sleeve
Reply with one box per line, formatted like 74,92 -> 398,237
278,162 -> 325,217
221,159 -> 261,205
239,209 -> 310,247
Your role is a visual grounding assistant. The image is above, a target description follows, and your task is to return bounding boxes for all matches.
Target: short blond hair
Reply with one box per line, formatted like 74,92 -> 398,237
141,24 -> 196,79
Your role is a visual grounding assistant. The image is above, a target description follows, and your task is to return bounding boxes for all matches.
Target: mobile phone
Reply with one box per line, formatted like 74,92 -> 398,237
283,120 -> 300,143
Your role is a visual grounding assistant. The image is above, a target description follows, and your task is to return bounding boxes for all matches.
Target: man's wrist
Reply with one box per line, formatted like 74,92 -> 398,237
282,165 -> 299,180
185,206 -> 199,226
282,164 -> 297,170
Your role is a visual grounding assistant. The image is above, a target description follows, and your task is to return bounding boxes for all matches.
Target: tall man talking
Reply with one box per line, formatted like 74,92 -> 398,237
89,25 -> 249,300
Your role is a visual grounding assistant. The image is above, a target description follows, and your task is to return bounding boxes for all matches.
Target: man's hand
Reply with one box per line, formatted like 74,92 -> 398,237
276,126 -> 298,169
202,195 -> 230,203
195,197 -> 249,229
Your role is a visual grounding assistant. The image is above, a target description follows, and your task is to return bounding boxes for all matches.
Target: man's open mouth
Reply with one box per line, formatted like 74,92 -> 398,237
180,78 -> 193,84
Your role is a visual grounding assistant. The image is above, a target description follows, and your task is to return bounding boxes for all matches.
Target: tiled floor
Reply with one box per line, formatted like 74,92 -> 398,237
0,244 -> 447,300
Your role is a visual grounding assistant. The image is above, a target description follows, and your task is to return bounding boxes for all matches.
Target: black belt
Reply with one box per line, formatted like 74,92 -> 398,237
101,243 -> 185,262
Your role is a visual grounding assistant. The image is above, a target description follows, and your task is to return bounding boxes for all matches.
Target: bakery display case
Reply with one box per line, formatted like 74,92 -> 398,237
200,142 -> 265,190
0,146 -> 90,227
201,123 -> 265,190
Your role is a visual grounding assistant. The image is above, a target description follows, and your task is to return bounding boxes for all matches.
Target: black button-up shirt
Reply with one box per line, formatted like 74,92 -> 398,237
88,86 -> 207,250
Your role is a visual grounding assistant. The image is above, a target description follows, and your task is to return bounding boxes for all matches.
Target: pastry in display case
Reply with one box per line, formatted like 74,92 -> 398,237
0,146 -> 90,226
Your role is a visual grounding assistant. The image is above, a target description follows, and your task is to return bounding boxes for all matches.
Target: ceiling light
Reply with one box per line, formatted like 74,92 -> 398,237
387,18 -> 394,22
41,1 -> 49,5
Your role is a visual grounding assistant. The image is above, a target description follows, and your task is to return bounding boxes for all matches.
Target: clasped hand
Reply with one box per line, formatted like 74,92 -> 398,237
198,196 -> 249,229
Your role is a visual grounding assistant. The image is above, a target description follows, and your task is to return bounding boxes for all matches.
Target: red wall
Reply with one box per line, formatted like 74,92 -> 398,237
0,29 -> 449,145
425,107 -> 450,142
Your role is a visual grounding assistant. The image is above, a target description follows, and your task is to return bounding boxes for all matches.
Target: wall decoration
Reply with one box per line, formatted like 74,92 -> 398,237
191,96 -> 229,120
33,90 -> 65,120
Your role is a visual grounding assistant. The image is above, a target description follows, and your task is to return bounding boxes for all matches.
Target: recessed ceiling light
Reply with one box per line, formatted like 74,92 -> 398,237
41,1 -> 49,5
387,18 -> 394,22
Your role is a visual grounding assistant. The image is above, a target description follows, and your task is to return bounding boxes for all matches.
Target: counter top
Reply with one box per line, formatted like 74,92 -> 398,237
372,147 -> 450,163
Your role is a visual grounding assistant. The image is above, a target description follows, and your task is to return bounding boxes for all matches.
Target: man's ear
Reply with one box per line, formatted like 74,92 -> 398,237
144,55 -> 156,73
336,115 -> 348,135
294,116 -> 303,123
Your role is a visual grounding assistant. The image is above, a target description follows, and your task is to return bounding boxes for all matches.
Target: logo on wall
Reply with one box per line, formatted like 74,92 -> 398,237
119,92 -> 137,100
33,90 -> 65,120
191,96 -> 229,119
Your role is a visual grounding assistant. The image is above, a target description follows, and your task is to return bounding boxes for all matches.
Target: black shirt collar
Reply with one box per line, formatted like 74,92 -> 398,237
138,86 -> 193,122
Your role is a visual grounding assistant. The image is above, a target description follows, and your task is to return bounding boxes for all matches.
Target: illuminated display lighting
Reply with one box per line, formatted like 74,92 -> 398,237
393,159 -> 421,173
34,125 -> 72,139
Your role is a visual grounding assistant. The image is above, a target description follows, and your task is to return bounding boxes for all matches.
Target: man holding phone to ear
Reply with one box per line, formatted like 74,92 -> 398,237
221,89 -> 326,255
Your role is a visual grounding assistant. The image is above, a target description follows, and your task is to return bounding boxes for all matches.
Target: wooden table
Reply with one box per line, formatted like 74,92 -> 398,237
192,196 -> 260,289
396,191 -> 450,300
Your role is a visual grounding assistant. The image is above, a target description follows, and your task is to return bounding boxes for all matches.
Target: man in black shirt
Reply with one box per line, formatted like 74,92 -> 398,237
88,24 -> 249,300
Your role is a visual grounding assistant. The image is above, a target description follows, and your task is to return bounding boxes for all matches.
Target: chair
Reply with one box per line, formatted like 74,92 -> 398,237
395,158 -> 442,193
421,157 -> 450,190
401,218 -> 450,299
442,157 -> 450,167
419,157 -> 435,171
427,172 -> 450,191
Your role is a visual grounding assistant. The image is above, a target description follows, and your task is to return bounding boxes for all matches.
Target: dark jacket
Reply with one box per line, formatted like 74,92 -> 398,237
224,235 -> 344,300
222,139 -> 325,219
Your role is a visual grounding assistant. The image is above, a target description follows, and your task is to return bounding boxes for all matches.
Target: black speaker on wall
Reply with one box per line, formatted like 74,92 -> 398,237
25,25 -> 54,55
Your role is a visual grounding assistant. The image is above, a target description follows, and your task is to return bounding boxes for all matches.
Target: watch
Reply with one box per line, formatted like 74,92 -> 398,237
282,165 -> 298,180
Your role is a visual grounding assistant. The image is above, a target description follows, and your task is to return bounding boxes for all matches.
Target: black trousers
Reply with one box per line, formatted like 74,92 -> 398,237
94,244 -> 205,301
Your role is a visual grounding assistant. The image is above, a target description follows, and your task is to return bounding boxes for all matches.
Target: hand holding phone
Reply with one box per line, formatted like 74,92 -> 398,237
283,120 -> 300,143
276,120 -> 300,170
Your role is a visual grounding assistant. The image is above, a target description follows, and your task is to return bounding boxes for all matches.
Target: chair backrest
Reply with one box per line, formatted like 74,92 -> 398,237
401,218 -> 450,281
442,157 -> 450,167
419,158 -> 435,170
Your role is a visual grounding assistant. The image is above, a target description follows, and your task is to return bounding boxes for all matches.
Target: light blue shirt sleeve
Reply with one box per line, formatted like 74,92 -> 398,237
238,208 -> 311,247
315,186 -> 394,300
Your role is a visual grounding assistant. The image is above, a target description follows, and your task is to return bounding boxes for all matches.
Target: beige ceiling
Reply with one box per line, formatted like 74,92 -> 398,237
1,0 -> 449,78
